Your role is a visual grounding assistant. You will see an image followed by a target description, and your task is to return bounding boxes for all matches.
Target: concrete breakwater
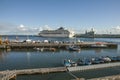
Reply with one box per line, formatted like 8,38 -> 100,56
0,67 -> 67,80
0,42 -> 117,50
1,62 -> 120,80
68,62 -> 120,72
88,74 -> 120,80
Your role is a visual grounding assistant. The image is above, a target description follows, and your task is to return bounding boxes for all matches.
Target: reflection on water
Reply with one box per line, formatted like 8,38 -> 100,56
0,50 -> 8,61
0,48 -> 119,70
27,52 -> 31,67
94,49 -> 103,53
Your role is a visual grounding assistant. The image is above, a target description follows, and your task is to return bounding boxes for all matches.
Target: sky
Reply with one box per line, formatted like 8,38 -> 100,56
0,0 -> 120,35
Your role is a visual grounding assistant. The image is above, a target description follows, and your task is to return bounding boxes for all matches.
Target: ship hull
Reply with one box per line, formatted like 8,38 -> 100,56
39,34 -> 73,38
38,27 -> 75,38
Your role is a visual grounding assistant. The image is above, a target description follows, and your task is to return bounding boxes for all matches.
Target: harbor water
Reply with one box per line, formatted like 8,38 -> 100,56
0,36 -> 120,80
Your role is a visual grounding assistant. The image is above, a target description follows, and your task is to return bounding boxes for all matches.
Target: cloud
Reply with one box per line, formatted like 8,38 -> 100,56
110,26 -> 120,34
17,24 -> 40,35
17,24 -> 27,31
0,22 -> 17,34
42,25 -> 52,30
0,22 -> 40,35
113,26 -> 120,30
0,22 -> 16,30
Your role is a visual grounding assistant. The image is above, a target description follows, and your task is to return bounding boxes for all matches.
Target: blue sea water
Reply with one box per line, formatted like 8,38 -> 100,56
0,36 -> 120,80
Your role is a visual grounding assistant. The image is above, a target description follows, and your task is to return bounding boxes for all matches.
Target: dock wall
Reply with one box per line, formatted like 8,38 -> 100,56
88,74 -> 120,80
68,62 -> 120,72
0,67 -> 67,80
1,63 -> 120,80
0,42 -> 118,50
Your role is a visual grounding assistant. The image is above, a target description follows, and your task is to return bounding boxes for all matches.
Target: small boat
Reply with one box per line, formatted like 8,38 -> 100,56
102,56 -> 111,62
67,45 -> 80,51
91,42 -> 107,48
33,47 -> 44,51
64,59 -> 77,67
109,56 -> 118,62
77,58 -> 92,66
23,39 -> 32,43
91,57 -> 104,64
33,47 -> 56,52
116,56 -> 120,61
110,56 -> 120,61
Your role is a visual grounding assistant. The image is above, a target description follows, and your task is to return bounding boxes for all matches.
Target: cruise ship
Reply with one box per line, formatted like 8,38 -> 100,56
38,27 -> 75,38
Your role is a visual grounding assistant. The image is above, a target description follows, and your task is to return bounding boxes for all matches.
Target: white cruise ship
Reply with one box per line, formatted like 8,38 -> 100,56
38,27 -> 75,38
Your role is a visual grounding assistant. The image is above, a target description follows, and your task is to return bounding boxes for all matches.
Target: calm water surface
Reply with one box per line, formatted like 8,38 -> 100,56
0,36 -> 120,80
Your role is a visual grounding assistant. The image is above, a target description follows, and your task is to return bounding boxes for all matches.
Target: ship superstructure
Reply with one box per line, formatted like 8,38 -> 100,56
38,27 -> 75,38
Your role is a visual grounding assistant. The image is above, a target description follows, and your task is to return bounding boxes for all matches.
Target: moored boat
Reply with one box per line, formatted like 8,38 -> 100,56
77,58 -> 92,66
91,42 -> 107,48
67,45 -> 80,51
33,47 -> 56,52
64,59 -> 77,67
91,57 -> 104,64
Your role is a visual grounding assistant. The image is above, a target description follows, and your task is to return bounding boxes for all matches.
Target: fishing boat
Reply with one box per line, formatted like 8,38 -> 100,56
67,45 -> 80,51
109,56 -> 118,62
77,58 -> 92,66
91,42 -> 107,48
33,47 -> 56,52
109,56 -> 120,62
102,56 -> 111,62
91,57 -> 104,64
64,59 -> 77,67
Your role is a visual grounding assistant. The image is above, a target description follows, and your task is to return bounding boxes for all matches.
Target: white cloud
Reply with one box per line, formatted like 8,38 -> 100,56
0,22 -> 17,35
42,25 -> 52,30
17,24 -> 27,31
113,26 -> 120,30
0,22 -> 16,30
0,22 -> 40,35
16,24 -> 40,35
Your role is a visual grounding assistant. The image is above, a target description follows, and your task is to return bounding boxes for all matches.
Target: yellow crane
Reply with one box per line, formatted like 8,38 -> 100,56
4,37 -> 10,44
0,35 -> 2,45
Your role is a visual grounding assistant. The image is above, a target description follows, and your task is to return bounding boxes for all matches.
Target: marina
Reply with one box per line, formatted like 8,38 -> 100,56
1,62 -> 120,80
68,62 -> 120,72
1,0 -> 120,80
0,36 -> 120,80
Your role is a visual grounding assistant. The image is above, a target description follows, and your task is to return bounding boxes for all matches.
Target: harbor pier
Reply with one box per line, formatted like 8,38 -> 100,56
1,62 -> 120,80
68,62 -> 120,72
0,67 -> 67,80
0,42 -> 117,50
88,74 -> 120,80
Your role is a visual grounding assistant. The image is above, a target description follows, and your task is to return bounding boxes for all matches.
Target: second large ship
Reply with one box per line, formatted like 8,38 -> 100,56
38,27 -> 75,38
